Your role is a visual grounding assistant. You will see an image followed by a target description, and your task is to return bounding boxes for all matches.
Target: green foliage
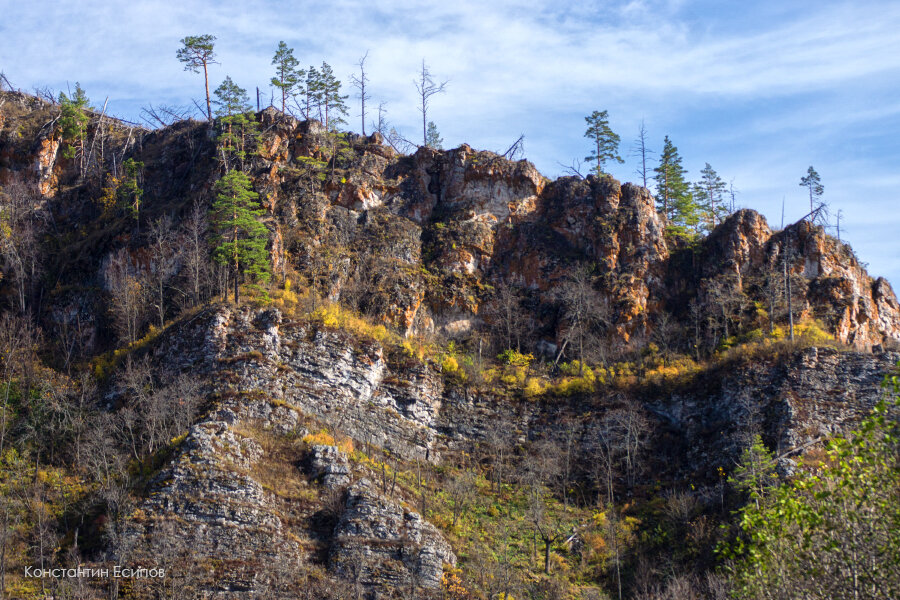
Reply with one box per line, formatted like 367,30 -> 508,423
723,386 -> 900,600
314,62 -> 348,130
694,162 -> 729,231
176,34 -> 216,74
584,110 -> 623,175
728,434 -> 778,511
426,120 -> 443,149
210,170 -> 271,296
653,136 -> 697,234
497,349 -> 534,367
213,76 -> 252,117
119,158 -> 144,220
58,82 -> 90,160
213,76 -> 259,168
799,165 -> 824,213
271,41 -> 301,111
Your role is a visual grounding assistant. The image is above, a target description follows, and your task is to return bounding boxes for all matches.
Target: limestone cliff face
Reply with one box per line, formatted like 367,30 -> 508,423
120,303 -> 897,597
699,211 -> 900,349
125,305 -> 457,596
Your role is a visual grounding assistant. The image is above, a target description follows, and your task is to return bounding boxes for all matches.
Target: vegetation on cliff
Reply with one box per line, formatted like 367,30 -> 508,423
0,68 -> 899,600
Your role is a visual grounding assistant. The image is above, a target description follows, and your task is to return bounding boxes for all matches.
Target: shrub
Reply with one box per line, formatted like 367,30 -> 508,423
441,355 -> 459,374
497,349 -> 534,367
524,377 -> 547,398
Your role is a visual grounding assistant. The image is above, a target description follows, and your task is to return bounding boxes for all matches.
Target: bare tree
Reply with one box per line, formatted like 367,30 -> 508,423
650,311 -> 681,364
349,51 -> 371,136
105,248 -> 148,344
371,101 -> 389,138
482,413 -> 516,493
414,60 -> 448,147
485,279 -> 531,352
521,439 -> 571,574
148,216 -> 176,328
619,399 -> 650,489
0,177 -> 45,315
632,119 -> 653,189
179,201 -> 211,308
703,274 -> 745,346
446,470 -> 477,528
554,266 -> 611,373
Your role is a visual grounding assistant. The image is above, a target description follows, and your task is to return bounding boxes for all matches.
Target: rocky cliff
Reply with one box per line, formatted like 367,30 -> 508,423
1,91 -> 899,599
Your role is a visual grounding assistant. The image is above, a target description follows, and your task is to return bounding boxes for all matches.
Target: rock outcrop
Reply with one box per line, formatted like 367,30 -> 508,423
330,480 -> 455,591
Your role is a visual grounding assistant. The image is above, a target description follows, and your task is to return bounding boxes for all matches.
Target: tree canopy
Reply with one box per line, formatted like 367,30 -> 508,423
176,34 -> 217,121
583,110 -> 623,176
210,170 -> 270,303
799,165 -> 824,216
271,41 -> 301,113
724,375 -> 900,600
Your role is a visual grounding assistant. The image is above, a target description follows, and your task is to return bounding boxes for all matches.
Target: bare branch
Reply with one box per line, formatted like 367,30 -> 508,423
349,50 -> 371,136
558,158 -> 585,179
414,59 -> 448,146
502,134 -> 525,160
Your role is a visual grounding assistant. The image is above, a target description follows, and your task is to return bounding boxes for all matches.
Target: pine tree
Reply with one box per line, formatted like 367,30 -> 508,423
213,77 -> 257,170
210,170 -> 270,303
317,62 -> 348,130
176,34 -> 217,121
425,121 -> 443,149
302,65 -> 321,120
119,158 -> 144,223
653,136 -> 692,231
799,166 -> 824,216
694,162 -> 728,231
58,83 -> 90,176
270,41 -> 300,113
583,110 -> 623,176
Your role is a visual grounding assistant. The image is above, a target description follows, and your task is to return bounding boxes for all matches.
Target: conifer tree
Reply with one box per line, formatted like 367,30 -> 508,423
213,77 -> 257,170
176,34 -> 217,121
270,41 -> 300,113
58,83 -> 90,177
583,110 -> 623,176
695,162 -> 728,231
425,121 -> 443,149
210,170 -> 270,303
317,62 -> 348,130
301,65 -> 321,120
799,165 -> 824,216
119,158 -> 144,223
653,136 -> 690,227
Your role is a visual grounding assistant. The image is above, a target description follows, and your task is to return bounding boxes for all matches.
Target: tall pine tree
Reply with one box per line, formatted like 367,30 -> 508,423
799,166 -> 824,216
583,110 -> 623,176
176,34 -> 217,121
653,136 -> 689,222
270,41 -> 300,113
694,162 -> 728,231
210,170 -> 270,303
213,76 -> 258,170
317,62 -> 348,130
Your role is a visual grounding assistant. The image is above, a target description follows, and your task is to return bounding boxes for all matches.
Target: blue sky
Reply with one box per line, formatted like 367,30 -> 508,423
2,0 -> 899,285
